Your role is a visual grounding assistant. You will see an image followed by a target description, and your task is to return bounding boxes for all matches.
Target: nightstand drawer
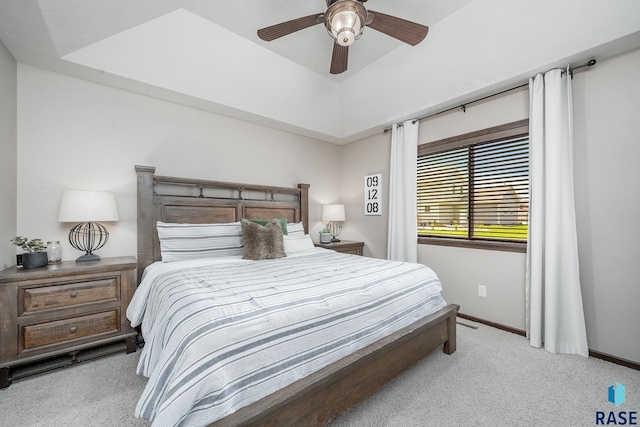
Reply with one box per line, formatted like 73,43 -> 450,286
22,311 -> 119,350
0,256 -> 137,388
337,248 -> 361,255
22,279 -> 118,314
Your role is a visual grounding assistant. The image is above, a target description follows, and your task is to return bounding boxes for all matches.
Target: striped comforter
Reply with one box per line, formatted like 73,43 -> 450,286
127,248 -> 447,427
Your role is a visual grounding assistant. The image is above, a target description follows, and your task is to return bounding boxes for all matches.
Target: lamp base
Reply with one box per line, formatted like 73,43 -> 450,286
76,253 -> 101,263
330,237 -> 341,242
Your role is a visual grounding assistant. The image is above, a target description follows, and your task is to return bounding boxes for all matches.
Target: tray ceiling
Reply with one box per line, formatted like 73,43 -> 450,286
1,0 -> 639,144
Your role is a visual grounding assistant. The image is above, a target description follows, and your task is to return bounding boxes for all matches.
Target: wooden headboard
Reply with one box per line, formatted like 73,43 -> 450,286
135,165 -> 309,283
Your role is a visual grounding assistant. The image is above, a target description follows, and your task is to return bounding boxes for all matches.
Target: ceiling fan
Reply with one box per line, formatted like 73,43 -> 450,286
257,0 -> 429,75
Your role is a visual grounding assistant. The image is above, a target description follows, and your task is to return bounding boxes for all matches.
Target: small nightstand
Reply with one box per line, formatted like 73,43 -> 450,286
0,256 -> 138,388
314,240 -> 364,256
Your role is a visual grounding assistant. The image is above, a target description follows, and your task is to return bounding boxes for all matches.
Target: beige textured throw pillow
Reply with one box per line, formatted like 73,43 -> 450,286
241,218 -> 286,260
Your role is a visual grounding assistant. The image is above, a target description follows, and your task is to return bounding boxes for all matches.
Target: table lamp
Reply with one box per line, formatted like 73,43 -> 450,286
322,204 -> 345,243
58,191 -> 119,262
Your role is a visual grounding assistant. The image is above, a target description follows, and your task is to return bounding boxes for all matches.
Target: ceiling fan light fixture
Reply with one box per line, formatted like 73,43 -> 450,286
257,0 -> 429,75
325,0 -> 367,47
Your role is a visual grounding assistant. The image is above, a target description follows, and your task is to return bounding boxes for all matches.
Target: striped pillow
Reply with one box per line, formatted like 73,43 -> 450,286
286,221 -> 305,236
283,234 -> 315,254
157,221 -> 243,262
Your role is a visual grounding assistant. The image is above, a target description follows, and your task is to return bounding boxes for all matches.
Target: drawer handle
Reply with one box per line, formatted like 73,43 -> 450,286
70,326 -> 77,333
70,292 -> 78,298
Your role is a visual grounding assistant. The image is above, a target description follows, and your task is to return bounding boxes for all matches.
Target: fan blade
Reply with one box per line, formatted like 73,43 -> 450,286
257,14 -> 323,42
367,10 -> 429,46
330,42 -> 349,74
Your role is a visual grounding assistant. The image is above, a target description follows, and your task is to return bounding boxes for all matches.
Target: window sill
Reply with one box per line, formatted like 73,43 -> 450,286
417,236 -> 526,253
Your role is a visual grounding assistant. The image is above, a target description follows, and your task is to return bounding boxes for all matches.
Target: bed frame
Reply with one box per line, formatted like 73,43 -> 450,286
135,165 -> 459,427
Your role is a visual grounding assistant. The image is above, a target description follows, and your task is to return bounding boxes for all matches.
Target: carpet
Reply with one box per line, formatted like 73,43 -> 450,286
0,320 -> 638,426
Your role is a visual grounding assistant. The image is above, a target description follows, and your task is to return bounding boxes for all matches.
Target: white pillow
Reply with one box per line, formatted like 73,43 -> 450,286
157,221 -> 243,262
283,234 -> 315,254
286,221 -> 305,236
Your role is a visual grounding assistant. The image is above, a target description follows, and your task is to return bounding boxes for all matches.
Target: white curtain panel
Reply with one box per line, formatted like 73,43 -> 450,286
526,68 -> 588,357
387,119 -> 418,263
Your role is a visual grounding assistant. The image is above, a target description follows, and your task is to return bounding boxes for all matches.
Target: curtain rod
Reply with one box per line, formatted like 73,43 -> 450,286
383,59 -> 596,133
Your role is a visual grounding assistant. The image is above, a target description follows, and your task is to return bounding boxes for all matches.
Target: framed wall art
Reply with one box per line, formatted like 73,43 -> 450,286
364,174 -> 381,216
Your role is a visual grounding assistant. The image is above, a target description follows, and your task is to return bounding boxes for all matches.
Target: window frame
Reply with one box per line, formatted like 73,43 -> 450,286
417,119 -> 529,253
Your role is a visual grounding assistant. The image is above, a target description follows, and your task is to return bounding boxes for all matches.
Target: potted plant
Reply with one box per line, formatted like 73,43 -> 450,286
319,226 -> 332,244
11,236 -> 48,269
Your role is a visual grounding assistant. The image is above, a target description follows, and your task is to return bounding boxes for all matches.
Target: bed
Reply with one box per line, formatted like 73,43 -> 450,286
130,165 -> 459,427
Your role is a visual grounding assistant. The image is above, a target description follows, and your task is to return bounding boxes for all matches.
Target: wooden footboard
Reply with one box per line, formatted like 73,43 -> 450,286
211,303 -> 460,427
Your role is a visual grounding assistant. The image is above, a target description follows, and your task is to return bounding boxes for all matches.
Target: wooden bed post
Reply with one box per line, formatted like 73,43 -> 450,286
444,309 -> 458,354
298,183 -> 310,234
135,165 -> 156,284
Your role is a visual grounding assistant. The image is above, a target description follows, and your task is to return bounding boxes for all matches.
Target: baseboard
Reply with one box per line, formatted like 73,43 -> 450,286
589,350 -> 640,371
457,313 -> 639,371
457,313 -> 526,336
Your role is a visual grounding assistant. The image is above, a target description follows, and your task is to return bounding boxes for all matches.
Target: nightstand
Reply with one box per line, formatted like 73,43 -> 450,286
0,256 -> 138,388
314,240 -> 364,256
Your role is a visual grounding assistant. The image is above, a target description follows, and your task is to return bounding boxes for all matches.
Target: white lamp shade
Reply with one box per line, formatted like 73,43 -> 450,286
58,191 -> 119,223
322,204 -> 346,222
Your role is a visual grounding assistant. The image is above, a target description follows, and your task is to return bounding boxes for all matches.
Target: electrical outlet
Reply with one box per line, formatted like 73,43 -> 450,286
478,285 -> 487,298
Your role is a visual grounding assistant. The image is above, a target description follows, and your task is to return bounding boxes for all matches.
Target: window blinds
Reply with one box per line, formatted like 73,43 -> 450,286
417,126 -> 529,243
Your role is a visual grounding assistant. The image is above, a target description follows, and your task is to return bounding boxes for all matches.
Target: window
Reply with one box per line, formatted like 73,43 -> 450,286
417,119 -> 529,252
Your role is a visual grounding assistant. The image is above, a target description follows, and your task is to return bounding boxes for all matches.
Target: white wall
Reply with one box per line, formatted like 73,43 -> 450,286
341,48 -> 640,363
573,48 -> 640,363
341,88 -> 529,329
0,39 -> 16,270
416,89 -> 529,330
339,131 -> 390,259
16,65 -> 343,262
